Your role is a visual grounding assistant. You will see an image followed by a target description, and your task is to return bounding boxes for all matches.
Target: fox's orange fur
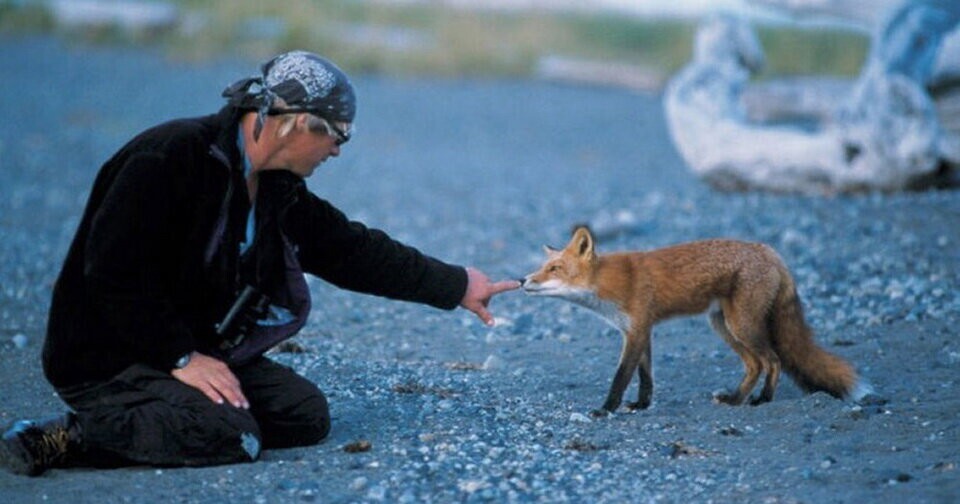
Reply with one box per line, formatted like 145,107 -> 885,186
522,227 -> 870,415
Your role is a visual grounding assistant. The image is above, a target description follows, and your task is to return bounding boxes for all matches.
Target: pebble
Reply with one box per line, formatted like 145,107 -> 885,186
12,333 -> 27,349
482,355 -> 502,370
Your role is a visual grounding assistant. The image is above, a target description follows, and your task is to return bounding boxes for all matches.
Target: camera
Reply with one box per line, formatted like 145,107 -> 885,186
216,285 -> 270,349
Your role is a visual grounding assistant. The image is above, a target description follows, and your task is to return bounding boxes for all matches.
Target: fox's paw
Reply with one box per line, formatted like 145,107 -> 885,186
856,392 -> 888,406
712,391 -> 743,406
748,395 -> 771,406
590,408 -> 611,418
625,400 -> 651,411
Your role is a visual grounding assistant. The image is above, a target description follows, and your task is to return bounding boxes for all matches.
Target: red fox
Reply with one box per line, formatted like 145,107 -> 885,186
522,226 -> 871,416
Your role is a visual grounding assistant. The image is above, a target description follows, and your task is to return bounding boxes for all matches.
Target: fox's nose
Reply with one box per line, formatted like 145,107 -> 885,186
516,277 -> 527,287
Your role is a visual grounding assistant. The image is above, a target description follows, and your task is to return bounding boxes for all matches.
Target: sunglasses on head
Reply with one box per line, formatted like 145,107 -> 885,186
266,107 -> 352,146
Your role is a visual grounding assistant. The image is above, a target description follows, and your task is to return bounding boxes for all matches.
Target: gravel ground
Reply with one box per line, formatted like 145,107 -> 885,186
1,35 -> 958,503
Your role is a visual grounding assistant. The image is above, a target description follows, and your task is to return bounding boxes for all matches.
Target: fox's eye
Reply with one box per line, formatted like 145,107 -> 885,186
548,265 -> 561,273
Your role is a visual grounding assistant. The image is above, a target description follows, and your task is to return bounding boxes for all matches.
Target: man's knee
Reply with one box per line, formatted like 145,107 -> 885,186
291,391 -> 331,444
261,389 -> 330,448
311,396 -> 331,442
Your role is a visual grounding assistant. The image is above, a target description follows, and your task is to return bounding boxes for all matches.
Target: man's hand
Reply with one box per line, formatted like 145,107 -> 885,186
460,267 -> 521,326
171,352 -> 250,409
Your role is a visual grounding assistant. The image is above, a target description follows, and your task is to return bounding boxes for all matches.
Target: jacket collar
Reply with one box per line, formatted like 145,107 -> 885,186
206,105 -> 307,198
209,105 -> 246,172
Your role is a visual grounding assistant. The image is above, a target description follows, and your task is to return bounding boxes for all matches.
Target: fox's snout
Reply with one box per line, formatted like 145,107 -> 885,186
518,276 -> 534,292
518,275 -> 545,294
519,274 -> 559,296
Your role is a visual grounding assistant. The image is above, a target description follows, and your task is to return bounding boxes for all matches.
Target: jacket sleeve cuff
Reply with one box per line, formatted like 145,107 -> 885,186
150,334 -> 196,372
421,261 -> 469,310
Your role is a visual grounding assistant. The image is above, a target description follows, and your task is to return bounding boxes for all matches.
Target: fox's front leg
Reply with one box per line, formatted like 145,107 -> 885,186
593,325 -> 651,417
626,336 -> 653,411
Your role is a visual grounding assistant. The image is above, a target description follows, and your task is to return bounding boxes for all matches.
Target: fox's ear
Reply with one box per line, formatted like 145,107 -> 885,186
570,226 -> 595,258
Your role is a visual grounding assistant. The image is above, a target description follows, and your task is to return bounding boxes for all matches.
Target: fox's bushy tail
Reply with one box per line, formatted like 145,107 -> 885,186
771,269 -> 872,401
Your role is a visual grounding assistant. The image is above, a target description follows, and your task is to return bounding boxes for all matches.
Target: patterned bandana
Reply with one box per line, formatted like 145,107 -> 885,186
222,50 -> 356,141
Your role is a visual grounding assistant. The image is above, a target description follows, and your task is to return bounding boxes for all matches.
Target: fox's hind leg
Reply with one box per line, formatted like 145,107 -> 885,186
715,296 -> 782,406
749,342 -> 781,405
710,305 -> 762,405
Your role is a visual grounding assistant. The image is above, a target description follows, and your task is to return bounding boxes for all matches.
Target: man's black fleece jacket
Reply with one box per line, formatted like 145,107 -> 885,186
42,106 -> 467,389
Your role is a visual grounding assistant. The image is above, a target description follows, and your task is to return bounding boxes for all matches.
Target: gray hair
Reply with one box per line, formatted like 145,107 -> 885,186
272,98 -> 349,140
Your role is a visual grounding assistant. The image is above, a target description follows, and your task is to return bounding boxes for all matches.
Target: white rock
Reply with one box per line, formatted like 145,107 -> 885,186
482,355 -> 503,370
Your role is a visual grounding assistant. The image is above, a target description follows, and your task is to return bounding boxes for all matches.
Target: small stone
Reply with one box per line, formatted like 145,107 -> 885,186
457,479 -> 489,493
564,439 -> 600,452
885,472 -> 913,484
569,412 -> 592,424
931,461 -> 955,472
847,406 -> 868,420
12,333 -> 27,349
820,456 -> 836,469
482,355 -> 502,370
343,440 -> 372,453
718,426 -> 744,437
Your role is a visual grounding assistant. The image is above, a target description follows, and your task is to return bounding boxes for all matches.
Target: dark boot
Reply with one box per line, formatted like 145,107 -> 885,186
0,412 -> 82,476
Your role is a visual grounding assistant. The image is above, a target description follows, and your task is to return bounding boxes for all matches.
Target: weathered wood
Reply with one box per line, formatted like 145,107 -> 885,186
664,3 -> 960,194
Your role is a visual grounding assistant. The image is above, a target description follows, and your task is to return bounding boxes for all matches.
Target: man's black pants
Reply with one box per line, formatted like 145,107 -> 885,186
57,357 -> 329,468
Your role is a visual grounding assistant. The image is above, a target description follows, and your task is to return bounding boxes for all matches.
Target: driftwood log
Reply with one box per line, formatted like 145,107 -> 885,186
664,1 -> 960,194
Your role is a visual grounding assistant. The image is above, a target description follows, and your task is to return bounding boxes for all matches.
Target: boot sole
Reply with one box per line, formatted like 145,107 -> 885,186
0,437 -> 37,476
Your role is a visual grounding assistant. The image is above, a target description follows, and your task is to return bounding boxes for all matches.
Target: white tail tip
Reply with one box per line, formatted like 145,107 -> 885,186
849,378 -> 875,402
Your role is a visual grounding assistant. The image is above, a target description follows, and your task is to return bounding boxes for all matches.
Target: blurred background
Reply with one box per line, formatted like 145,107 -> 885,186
0,0 -> 879,89
1,0 -> 957,190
